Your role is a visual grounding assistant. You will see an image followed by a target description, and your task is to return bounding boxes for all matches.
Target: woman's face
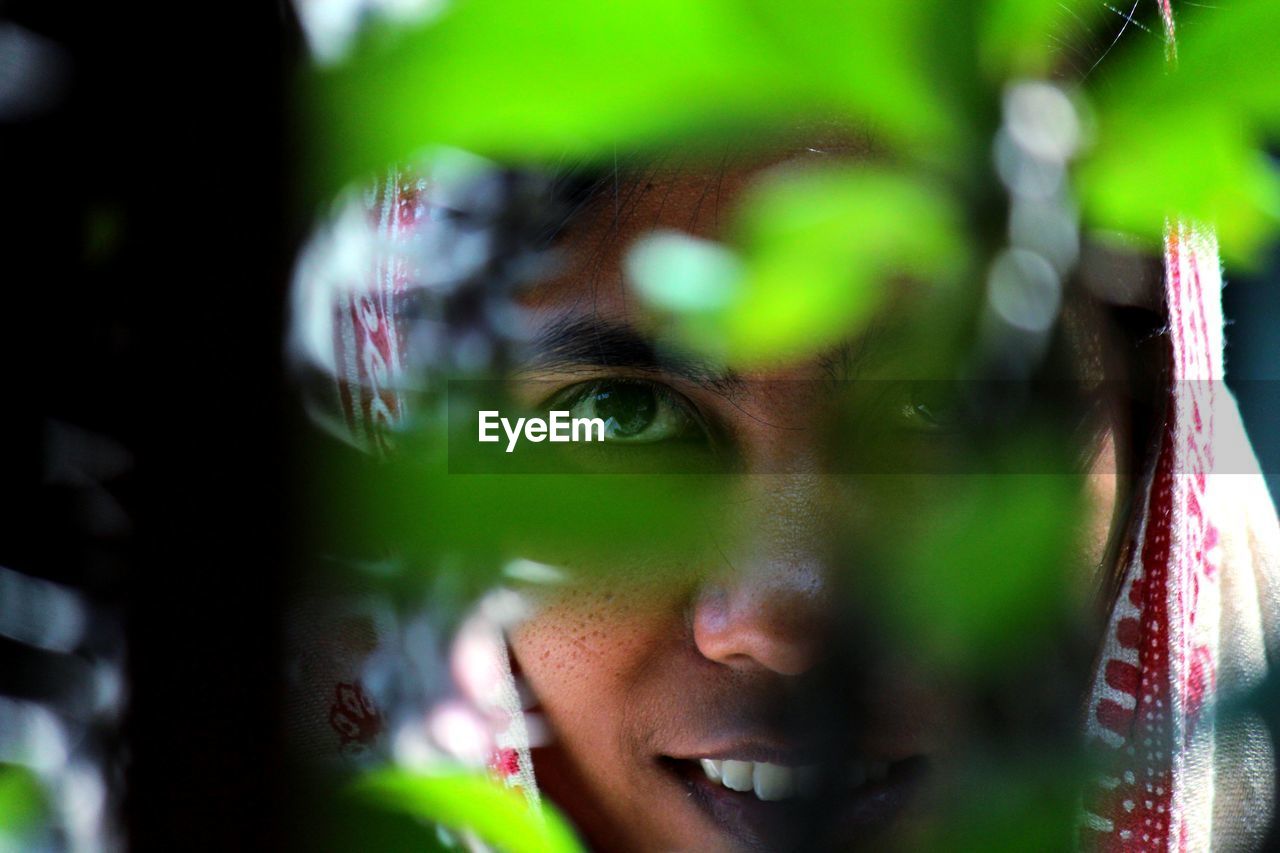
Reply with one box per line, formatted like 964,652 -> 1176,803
503,162 -> 1122,851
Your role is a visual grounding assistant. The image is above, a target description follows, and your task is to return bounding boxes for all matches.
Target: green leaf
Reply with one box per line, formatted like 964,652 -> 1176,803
920,756 -> 1084,852
626,232 -> 743,314
1077,103 -> 1280,263
979,0 -> 1107,78
733,0 -> 975,158
640,165 -> 971,365
0,764 -> 45,836
310,432 -> 740,590
309,0 -> 810,184
1110,0 -> 1280,135
869,466 -> 1084,672
1077,0 -> 1280,263
352,769 -> 583,853
305,0 -> 981,189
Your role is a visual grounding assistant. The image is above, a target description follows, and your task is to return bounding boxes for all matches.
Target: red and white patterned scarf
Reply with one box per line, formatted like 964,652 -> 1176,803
1079,225 -> 1279,850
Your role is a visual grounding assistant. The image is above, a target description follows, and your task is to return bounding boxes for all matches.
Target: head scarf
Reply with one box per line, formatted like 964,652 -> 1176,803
286,165 -> 546,816
1077,225 -> 1280,850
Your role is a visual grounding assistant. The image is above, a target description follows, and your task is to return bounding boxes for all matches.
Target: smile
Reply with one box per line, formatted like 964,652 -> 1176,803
660,748 -> 929,846
696,758 -> 823,801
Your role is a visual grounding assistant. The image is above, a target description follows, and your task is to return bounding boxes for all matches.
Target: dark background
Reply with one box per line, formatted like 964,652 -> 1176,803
1225,250 -> 1280,503
2,2 -> 298,848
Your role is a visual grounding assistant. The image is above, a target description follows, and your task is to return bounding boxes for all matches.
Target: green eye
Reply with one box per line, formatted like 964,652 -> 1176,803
558,379 -> 702,444
897,383 -> 966,433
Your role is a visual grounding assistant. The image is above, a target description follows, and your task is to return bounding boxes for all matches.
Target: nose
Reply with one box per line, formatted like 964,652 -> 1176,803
692,562 -> 828,676
691,474 -> 833,677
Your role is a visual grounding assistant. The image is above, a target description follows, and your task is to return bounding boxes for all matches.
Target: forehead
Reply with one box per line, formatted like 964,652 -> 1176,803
521,163 -> 761,320
519,139 -> 882,318
515,153 -> 939,384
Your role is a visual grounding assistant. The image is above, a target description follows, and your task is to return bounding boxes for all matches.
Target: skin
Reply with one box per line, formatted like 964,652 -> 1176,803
496,160 -> 1124,851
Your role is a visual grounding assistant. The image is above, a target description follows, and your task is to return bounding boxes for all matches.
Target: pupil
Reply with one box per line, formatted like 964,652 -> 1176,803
910,384 -> 961,428
595,383 -> 657,437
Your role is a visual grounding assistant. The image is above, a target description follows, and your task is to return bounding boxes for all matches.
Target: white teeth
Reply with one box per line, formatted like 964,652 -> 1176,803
697,757 -> 891,800
697,759 -> 823,801
753,763 -> 795,801
720,760 -> 754,792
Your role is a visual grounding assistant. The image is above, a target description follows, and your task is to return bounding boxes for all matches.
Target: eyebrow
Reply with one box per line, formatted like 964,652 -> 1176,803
521,316 -> 746,396
817,324 -> 888,383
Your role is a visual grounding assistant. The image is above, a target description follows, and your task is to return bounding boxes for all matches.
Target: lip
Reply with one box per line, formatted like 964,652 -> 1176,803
659,753 -> 928,849
667,742 -> 826,767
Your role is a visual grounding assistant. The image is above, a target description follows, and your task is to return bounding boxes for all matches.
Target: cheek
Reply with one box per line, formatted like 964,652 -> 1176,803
509,582 -> 688,736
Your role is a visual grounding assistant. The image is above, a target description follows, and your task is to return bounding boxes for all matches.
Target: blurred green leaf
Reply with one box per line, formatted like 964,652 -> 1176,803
308,430 -> 738,591
979,0 -> 1106,78
626,232 -> 743,314
1108,0 -> 1280,134
306,0 -> 979,190
733,0 -> 976,157
640,165 -> 971,365
0,764 -> 45,835
871,466 -> 1084,673
918,756 -> 1083,851
1077,0 -> 1280,263
1077,104 -> 1280,264
310,0 -> 813,184
353,769 -> 583,853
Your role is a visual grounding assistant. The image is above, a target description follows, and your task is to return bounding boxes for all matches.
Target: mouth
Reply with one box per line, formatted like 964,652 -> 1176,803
659,750 -> 928,847
697,758 -> 824,801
